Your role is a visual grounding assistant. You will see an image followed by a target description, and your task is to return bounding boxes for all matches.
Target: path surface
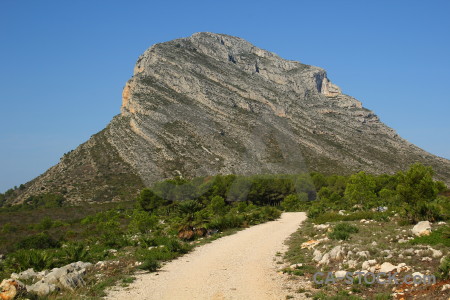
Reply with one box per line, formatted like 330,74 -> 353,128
107,212 -> 307,300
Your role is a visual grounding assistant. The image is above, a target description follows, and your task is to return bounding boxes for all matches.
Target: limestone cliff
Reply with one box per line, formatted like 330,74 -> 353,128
10,32 -> 450,204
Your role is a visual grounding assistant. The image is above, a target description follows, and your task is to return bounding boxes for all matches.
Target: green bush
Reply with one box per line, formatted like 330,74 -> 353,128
128,209 -> 158,233
281,193 -> 308,212
6,249 -> 55,272
437,255 -> 450,279
16,233 -> 60,250
328,223 -> 359,240
210,196 -> 227,215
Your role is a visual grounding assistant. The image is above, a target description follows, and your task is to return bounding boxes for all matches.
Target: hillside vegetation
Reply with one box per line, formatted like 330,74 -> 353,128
0,163 -> 448,299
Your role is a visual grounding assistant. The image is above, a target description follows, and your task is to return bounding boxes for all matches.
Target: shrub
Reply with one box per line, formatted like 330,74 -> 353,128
328,223 -> 359,241
437,255 -> 450,279
6,249 -> 55,272
128,209 -> 158,233
16,233 -> 60,250
210,196 -> 227,215
138,188 -> 167,212
281,193 -> 308,212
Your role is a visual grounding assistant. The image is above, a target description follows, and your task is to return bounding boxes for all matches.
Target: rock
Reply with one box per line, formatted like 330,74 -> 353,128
0,279 -> 27,300
442,284 -> 450,291
379,262 -> 397,273
329,245 -> 345,261
396,263 -> 410,273
301,240 -> 320,249
313,224 -> 330,230
338,210 -> 346,215
59,272 -> 85,291
27,280 -> 58,296
412,221 -> 432,237
437,221 -> 446,225
347,260 -> 358,269
334,270 -> 347,279
356,251 -> 370,259
371,241 -> 377,246
362,260 -> 377,271
421,257 -> 432,262
318,253 -> 330,266
290,263 -> 303,269
429,248 -> 443,258
10,268 -> 37,281
313,250 -> 323,262
398,238 -> 408,243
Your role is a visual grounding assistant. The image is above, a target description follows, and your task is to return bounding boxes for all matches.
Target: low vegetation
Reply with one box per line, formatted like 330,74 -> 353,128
0,163 -> 448,299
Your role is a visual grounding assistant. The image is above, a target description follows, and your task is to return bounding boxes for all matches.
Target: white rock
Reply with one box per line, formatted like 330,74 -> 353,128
347,260 -> 358,269
411,221 -> 432,237
429,248 -> 443,258
313,249 -> 323,262
329,245 -> 345,261
27,280 -> 58,296
313,224 -> 330,230
362,260 -> 377,271
318,253 -> 330,266
421,257 -> 432,262
379,262 -> 397,273
442,284 -> 450,291
371,241 -> 377,246
334,270 -> 347,279
356,251 -> 370,259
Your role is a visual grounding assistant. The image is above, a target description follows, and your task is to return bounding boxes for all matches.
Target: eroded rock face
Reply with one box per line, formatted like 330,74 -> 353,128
10,32 -> 450,204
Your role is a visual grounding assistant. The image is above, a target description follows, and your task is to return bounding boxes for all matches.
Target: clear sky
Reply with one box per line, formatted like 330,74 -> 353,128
1,0 -> 449,192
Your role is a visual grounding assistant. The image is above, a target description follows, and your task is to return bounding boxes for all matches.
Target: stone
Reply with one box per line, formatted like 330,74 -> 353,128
347,260 -> 358,269
362,260 -> 377,271
10,268 -> 37,281
356,251 -> 370,259
313,249 -> 323,262
411,221 -> 432,237
301,240 -> 320,249
318,253 -> 330,266
334,270 -> 347,280
442,284 -> 450,291
313,224 -> 330,230
421,257 -> 432,262
0,279 -> 26,300
429,248 -> 443,258
27,280 -> 58,296
379,262 -> 397,273
290,263 -> 303,269
329,245 -> 345,261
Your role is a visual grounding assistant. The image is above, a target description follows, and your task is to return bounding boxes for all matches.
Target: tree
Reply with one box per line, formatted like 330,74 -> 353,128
344,171 -> 377,208
138,188 -> 166,212
210,196 -> 227,215
396,163 -> 438,205
281,193 -> 308,212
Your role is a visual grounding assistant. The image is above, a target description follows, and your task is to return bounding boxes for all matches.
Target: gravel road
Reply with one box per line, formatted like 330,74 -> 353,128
107,212 -> 307,300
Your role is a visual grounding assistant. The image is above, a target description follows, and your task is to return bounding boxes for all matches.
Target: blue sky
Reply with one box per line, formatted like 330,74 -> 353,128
1,0 -> 449,192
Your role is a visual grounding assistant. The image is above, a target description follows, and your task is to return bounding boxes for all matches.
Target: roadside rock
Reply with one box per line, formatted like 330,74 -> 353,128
313,249 -> 323,262
429,248 -> 443,258
379,262 -> 397,273
26,281 -> 58,296
318,253 -> 330,266
411,221 -> 432,237
0,279 -> 27,300
329,245 -> 345,261
10,268 -> 37,281
362,260 -> 377,271
356,251 -> 370,259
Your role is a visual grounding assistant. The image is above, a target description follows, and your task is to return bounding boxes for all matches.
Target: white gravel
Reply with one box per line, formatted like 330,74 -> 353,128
107,212 -> 307,300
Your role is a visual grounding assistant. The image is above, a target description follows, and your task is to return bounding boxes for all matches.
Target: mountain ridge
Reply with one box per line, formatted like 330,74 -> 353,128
8,32 -> 450,204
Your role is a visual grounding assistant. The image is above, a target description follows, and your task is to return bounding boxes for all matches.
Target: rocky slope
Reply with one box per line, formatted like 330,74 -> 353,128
10,32 -> 450,204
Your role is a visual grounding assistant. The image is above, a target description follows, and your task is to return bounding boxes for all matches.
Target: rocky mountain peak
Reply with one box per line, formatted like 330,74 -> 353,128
9,33 -> 450,205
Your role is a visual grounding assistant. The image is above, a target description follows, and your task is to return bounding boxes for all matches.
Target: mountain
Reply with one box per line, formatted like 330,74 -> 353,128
9,32 -> 450,204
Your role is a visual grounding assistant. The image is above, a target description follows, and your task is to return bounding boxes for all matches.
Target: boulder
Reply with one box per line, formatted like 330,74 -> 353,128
59,272 -> 85,291
318,253 -> 330,266
429,248 -> 443,258
312,249 -> 323,262
362,260 -> 377,271
26,280 -> 58,296
379,262 -> 396,273
347,260 -> 358,269
411,221 -> 432,237
0,279 -> 27,300
334,270 -> 347,280
10,268 -> 37,281
300,240 -> 320,249
356,251 -> 370,259
329,245 -> 345,261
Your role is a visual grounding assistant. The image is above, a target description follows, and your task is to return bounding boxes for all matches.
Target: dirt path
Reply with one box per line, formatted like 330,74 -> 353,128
107,212 -> 307,300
